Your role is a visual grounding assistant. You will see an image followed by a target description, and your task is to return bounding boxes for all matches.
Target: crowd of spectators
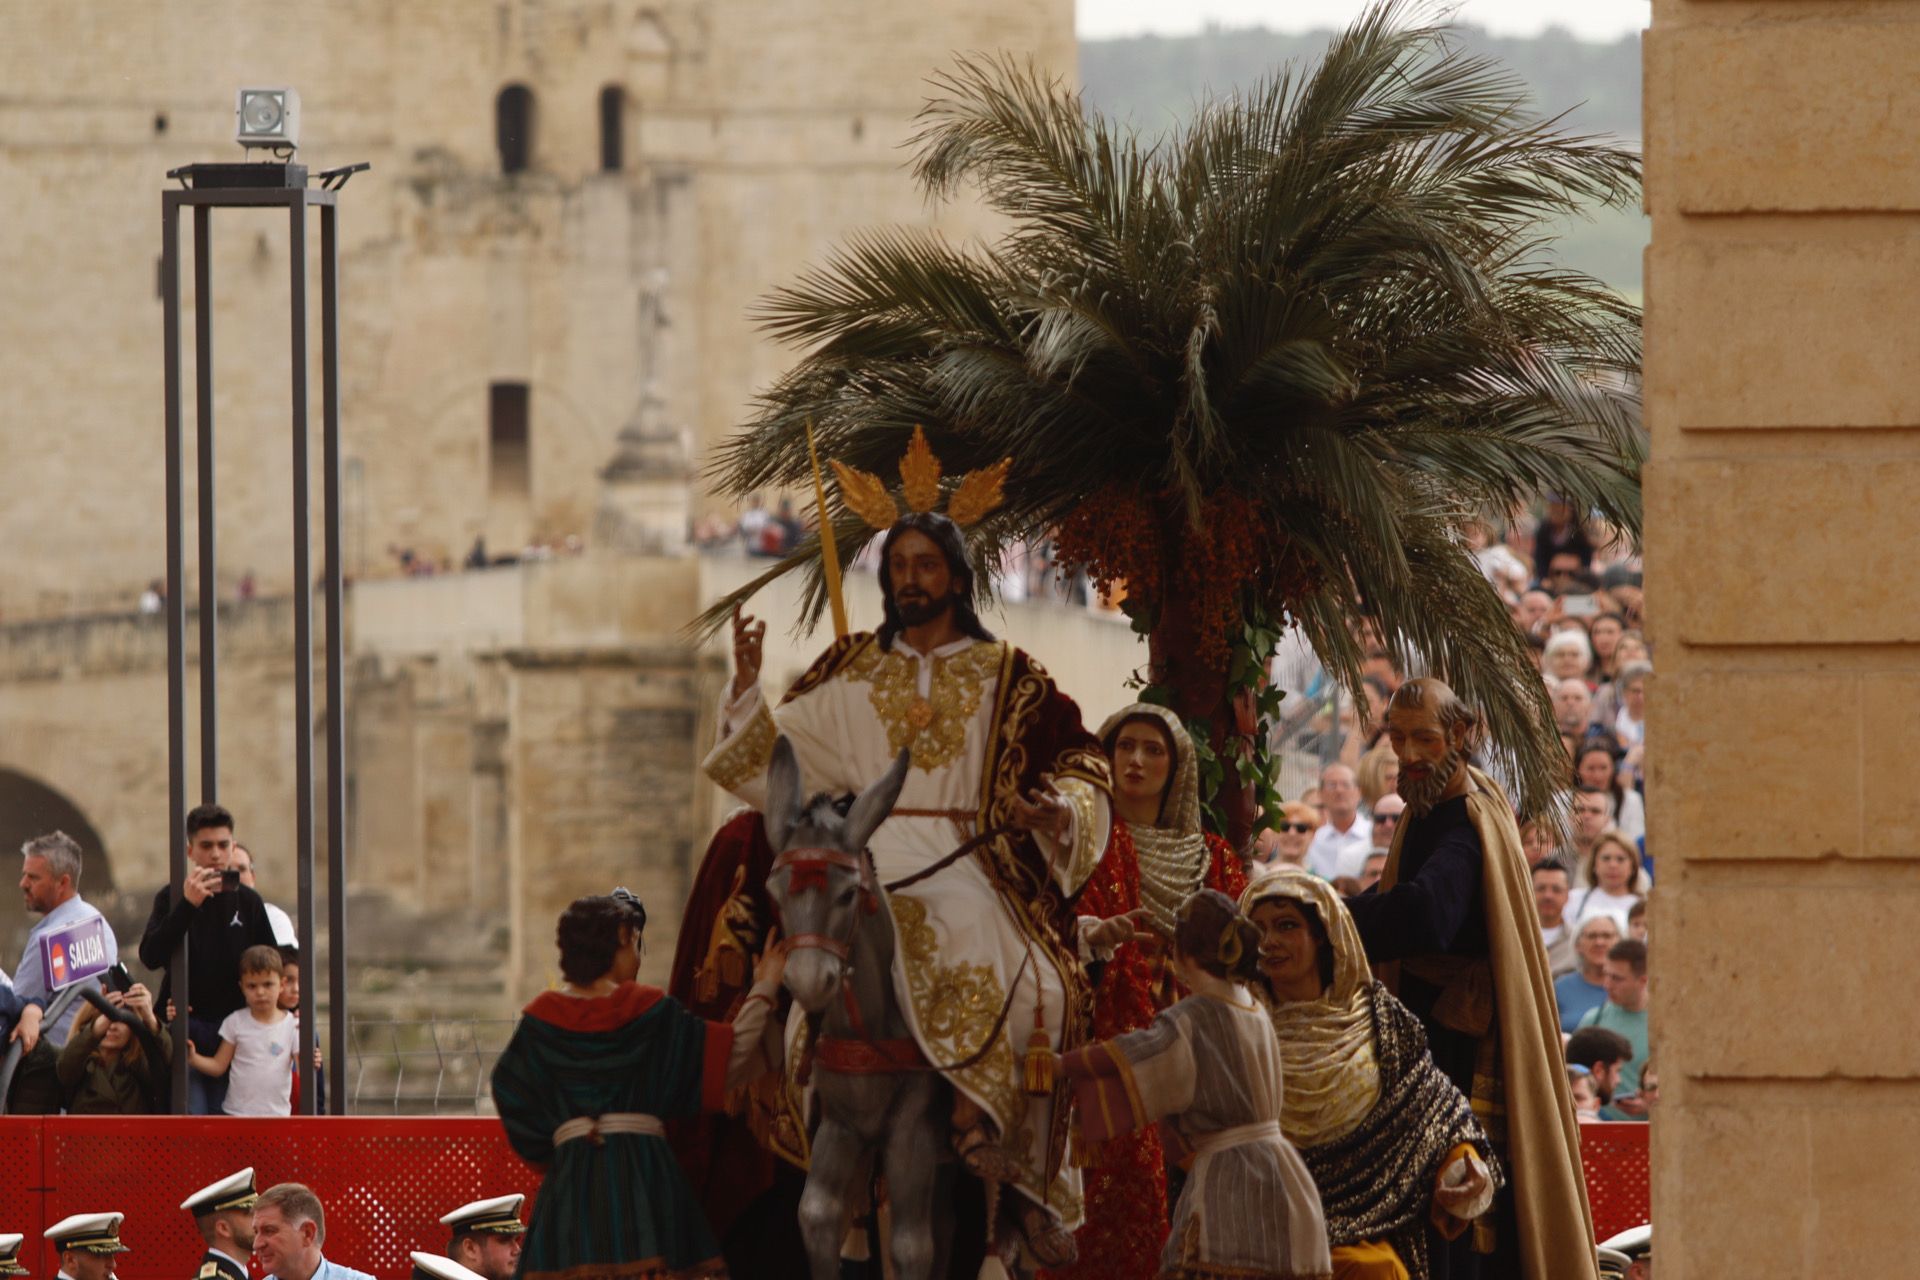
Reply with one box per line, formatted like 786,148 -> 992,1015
1,806 -> 320,1116
1251,497 -> 1655,1134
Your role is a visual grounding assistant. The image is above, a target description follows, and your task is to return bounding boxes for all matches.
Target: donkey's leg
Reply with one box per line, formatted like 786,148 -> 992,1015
880,1074 -> 944,1280
799,1117 -> 866,1280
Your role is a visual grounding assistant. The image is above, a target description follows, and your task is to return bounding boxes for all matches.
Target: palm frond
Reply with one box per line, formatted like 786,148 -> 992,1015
701,0 -> 1645,806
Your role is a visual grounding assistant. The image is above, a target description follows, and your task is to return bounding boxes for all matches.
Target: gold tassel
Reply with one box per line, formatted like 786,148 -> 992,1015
1068,1117 -> 1103,1169
1023,1004 -> 1054,1096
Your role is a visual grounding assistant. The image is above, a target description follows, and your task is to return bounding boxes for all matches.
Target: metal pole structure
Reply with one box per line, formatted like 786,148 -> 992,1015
289,195 -> 318,1114
161,194 -> 191,1114
194,206 -> 218,796
320,201 -> 349,1111
159,171 -> 355,1116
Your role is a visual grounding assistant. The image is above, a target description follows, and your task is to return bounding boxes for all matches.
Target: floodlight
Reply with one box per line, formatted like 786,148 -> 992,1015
235,87 -> 300,150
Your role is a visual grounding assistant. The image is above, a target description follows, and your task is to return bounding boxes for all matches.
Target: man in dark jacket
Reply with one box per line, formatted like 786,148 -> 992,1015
138,804 -> 276,1114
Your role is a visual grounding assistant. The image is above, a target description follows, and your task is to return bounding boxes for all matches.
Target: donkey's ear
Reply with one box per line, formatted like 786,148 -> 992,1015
765,735 -> 805,850
843,748 -> 910,854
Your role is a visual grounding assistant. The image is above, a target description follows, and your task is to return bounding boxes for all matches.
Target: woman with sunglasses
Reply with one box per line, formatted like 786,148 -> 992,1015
1253,801 -> 1321,872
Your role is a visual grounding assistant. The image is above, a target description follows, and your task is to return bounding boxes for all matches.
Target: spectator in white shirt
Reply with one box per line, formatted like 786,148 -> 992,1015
1570,831 -> 1650,930
1533,861 -> 1577,976
233,845 -> 298,949
1306,763 -> 1372,880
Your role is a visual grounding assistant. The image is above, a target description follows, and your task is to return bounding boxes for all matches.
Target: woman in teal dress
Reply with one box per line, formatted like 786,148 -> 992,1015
492,890 -> 786,1280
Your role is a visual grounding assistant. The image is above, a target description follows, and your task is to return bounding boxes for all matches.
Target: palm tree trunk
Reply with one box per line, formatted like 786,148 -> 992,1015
1147,580 -> 1257,850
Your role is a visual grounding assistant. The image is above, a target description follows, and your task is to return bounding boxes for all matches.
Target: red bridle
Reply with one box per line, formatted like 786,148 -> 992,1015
770,845 -> 878,961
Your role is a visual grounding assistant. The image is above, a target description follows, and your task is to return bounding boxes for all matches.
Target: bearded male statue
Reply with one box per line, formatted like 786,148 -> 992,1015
700,462 -> 1117,1268
1344,677 -> 1599,1280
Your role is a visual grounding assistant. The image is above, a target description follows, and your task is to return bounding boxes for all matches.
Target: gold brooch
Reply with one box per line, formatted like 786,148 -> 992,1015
829,425 -> 1011,531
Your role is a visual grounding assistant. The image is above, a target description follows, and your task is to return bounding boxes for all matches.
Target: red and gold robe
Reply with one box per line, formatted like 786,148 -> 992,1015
1047,821 -> 1247,1280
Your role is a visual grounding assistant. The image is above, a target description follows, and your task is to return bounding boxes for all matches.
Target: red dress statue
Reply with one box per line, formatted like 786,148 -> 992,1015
1046,703 -> 1248,1280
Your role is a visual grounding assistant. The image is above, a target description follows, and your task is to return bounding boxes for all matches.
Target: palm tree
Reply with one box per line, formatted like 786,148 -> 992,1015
702,0 -> 1643,832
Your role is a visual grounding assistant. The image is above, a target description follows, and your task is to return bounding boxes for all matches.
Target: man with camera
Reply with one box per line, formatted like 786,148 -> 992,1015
138,804 -> 277,1115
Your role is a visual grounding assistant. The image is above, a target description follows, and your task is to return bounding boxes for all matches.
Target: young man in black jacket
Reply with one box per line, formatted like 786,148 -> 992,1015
138,804 -> 276,1114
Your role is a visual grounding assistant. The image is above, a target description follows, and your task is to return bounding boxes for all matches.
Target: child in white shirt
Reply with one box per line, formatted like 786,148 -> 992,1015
187,943 -> 298,1115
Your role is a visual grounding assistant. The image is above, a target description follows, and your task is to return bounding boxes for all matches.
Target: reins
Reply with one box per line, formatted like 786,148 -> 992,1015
775,823 -> 1036,1077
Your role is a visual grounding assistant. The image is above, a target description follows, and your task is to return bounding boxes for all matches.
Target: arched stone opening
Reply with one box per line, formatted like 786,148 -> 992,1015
0,769 -> 113,892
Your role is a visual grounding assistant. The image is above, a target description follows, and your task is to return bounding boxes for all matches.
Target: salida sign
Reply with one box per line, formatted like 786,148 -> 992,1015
41,917 -> 112,991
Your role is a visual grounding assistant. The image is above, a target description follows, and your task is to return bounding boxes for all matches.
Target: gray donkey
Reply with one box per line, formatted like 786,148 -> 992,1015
763,734 -> 972,1280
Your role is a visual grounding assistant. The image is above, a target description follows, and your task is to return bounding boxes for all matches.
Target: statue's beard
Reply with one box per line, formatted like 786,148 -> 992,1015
1397,745 -> 1466,816
893,589 -> 953,627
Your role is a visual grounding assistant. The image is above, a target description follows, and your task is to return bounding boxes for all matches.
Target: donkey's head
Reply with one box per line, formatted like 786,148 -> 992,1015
762,735 -> 910,1013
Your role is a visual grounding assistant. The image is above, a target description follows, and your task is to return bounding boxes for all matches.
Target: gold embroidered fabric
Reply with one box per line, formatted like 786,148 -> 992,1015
844,640 -> 1004,772
1238,870 -> 1382,1148
891,892 -> 1068,1205
704,697 -> 777,792
1052,777 -> 1105,895
891,894 -> 1026,1134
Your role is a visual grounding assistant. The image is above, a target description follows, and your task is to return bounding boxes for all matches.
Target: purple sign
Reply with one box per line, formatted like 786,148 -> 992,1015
40,917 -> 112,991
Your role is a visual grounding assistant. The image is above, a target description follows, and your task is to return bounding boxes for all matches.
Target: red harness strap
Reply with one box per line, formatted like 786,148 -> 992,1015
814,1035 -> 928,1075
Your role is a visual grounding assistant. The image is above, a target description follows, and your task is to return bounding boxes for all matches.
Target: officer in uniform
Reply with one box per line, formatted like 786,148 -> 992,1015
438,1197 -> 525,1280
180,1168 -> 258,1280
408,1255 -> 485,1280
0,1233 -> 30,1276
42,1213 -> 130,1280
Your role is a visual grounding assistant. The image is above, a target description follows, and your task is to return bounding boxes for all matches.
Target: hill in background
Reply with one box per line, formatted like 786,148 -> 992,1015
1080,24 -> 1647,297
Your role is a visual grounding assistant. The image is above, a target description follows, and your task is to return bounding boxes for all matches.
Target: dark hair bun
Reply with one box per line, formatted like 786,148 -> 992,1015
1173,889 -> 1263,984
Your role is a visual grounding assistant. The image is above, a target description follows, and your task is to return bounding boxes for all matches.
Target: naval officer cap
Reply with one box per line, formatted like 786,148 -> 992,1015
439,1195 -> 526,1238
410,1254 -> 487,1280
43,1214 -> 130,1256
0,1234 -> 29,1276
180,1168 -> 260,1217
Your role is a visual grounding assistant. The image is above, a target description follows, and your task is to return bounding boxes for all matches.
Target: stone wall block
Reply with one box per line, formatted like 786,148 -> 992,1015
1860,673 -> 1920,857
1653,670 -> 1859,857
1645,237 -> 1920,430
1664,882 -> 1920,1075
1647,18 -> 1920,213
1658,1104 -> 1811,1277
1652,458 -> 1920,644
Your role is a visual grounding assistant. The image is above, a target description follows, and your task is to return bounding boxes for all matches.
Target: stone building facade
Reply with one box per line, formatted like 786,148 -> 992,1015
1643,0 -> 1920,1271
0,0 -> 1075,1025
0,0 -> 1073,617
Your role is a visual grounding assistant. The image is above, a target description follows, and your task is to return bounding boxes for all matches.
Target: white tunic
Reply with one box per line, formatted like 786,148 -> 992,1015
705,634 -> 1109,1224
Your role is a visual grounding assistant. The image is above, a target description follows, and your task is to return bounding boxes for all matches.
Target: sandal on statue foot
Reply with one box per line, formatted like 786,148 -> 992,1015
952,1123 -> 1023,1183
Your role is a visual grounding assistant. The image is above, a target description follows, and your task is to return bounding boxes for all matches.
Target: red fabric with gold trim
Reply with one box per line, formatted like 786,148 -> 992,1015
665,811 -> 786,1241
1044,819 -> 1167,1280
1044,826 -> 1249,1280
813,1036 -> 929,1074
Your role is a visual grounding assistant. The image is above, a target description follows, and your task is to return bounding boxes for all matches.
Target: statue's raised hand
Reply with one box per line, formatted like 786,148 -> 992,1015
730,606 -> 767,700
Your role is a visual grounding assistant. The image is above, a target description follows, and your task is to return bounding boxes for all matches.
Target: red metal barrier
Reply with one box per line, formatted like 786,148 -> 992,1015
0,1117 -> 1650,1277
1579,1119 -> 1652,1243
1,1119 -> 540,1280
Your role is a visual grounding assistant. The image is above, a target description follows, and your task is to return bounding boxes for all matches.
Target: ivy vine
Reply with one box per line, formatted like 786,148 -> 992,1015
1126,599 -> 1288,839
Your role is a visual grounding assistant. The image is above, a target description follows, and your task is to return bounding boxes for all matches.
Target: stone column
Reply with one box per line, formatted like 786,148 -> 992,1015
1645,2 -> 1920,1273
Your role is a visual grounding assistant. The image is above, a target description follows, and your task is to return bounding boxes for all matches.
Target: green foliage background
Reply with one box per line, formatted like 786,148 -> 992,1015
1080,24 -> 1648,299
